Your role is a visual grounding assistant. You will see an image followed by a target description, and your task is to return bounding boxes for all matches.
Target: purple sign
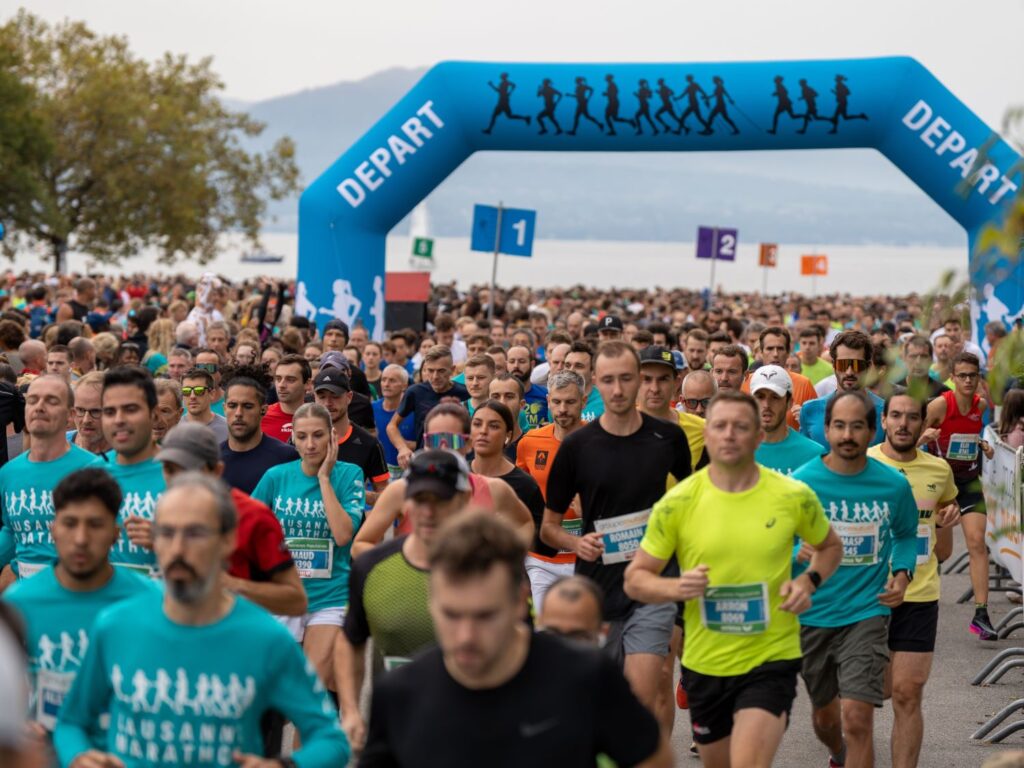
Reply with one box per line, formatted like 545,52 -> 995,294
695,226 -> 738,261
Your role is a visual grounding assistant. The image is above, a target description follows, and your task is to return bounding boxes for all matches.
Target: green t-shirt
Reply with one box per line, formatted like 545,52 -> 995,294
103,454 -> 166,574
53,593 -> 350,767
801,357 -> 834,385
3,565 -> 155,731
755,428 -> 824,476
252,459 -> 364,613
640,468 -> 830,677
0,445 -> 102,576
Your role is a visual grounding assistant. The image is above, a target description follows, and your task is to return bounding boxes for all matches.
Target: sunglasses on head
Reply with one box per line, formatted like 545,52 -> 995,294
423,432 -> 469,451
196,362 -> 219,374
181,386 -> 209,397
834,358 -> 868,374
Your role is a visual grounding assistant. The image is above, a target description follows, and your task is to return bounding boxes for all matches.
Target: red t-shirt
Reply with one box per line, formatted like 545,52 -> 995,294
261,403 -> 295,443
228,488 -> 293,580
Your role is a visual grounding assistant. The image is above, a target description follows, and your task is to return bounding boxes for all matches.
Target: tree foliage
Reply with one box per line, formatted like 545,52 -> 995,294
0,10 -> 299,268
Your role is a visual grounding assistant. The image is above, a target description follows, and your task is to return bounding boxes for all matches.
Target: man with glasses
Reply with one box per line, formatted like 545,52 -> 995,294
180,368 -> 229,443
70,372 -> 109,455
53,472 -> 350,768
799,331 -> 885,450
0,376 -> 101,581
193,348 -> 225,416
680,369 -> 716,418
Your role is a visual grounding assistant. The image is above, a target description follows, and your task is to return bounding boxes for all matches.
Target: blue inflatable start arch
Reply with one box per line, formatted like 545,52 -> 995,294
296,57 -> 1024,344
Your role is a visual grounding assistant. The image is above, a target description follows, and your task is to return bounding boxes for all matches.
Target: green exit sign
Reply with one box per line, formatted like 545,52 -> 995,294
412,237 -> 434,258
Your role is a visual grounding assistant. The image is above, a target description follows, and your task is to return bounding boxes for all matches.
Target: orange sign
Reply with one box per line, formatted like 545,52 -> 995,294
801,254 -> 828,276
759,243 -> 778,268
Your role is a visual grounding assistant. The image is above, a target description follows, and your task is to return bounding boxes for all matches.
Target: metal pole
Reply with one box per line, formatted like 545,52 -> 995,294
762,265 -> 768,297
489,201 -> 503,322
709,227 -> 718,298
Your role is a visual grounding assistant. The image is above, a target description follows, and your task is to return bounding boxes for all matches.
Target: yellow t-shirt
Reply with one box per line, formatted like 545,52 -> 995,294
641,467 -> 831,677
866,446 -> 957,602
677,411 -> 705,474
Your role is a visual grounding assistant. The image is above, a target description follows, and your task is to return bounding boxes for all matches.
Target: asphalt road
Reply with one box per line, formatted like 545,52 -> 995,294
668,545 -> 1024,767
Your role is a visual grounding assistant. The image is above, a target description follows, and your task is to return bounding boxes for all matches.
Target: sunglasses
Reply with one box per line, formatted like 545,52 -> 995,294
682,397 -> 711,410
834,358 -> 869,374
181,386 -> 209,397
196,362 -> 219,374
423,432 -> 470,451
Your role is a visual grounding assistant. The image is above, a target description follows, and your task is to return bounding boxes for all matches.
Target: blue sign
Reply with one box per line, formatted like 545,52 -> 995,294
297,58 -> 1024,348
0,222 -> 5,242
470,204 -> 536,257
696,226 -> 738,261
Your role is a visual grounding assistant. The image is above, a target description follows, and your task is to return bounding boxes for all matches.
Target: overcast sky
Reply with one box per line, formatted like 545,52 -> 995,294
9,0 -> 1024,128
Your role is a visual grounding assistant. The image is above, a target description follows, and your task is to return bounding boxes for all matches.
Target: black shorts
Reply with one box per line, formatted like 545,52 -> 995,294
955,478 -> 984,514
888,600 -> 939,653
682,659 -> 800,745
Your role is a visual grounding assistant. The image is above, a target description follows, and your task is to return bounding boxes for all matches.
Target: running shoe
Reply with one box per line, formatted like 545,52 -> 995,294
970,609 -> 998,640
828,759 -> 843,768
690,742 -> 699,756
676,679 -> 689,709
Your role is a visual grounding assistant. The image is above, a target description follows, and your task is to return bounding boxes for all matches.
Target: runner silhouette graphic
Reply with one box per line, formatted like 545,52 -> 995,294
767,75 -> 800,135
566,77 -> 604,135
828,74 -> 868,134
633,79 -> 659,135
702,76 -> 739,135
602,75 -> 636,136
482,73 -> 531,134
797,78 -> 829,134
655,78 -> 684,134
536,78 -> 564,135
675,75 -> 710,135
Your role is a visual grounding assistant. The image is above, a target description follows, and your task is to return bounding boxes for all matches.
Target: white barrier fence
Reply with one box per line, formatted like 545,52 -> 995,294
982,437 -> 1023,584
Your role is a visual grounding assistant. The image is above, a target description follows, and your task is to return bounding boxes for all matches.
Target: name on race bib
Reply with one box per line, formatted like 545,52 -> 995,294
287,537 -> 333,579
916,523 -> 932,566
946,433 -> 979,462
834,521 -> 880,566
700,584 -> 770,635
594,509 -> 651,565
35,668 -> 74,731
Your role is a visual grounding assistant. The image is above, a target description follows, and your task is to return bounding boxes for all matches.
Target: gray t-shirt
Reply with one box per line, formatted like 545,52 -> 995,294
186,412 -> 229,444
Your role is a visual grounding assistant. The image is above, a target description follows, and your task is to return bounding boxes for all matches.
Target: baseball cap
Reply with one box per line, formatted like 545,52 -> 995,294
155,423 -> 220,471
749,365 -> 793,398
638,346 -> 677,372
319,351 -> 352,374
598,315 -> 624,332
323,319 -> 350,337
313,369 -> 351,395
404,450 -> 471,500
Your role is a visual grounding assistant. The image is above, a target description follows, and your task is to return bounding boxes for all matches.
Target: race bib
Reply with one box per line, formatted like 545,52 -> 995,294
112,563 -> 157,579
383,656 -> 412,672
35,669 -> 74,731
17,561 -> 46,579
700,584 -> 769,634
288,537 -> 333,579
594,509 -> 651,565
558,517 -> 583,555
946,433 -> 979,462
834,521 -> 880,566
916,524 -> 932,566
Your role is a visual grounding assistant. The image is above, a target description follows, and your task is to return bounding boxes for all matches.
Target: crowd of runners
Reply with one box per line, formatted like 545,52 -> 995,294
0,270 -> 1022,767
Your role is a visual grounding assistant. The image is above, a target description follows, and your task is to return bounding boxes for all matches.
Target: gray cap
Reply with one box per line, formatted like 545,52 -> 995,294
155,422 -> 221,471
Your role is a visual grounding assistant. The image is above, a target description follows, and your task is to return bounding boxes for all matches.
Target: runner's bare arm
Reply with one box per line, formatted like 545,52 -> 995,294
386,412 -> 413,468
920,396 -> 947,445
780,527 -> 842,614
352,480 -> 406,558
487,478 -> 535,548
333,633 -> 368,752
624,551 -> 707,603
540,507 -> 586,555
222,567 -> 307,616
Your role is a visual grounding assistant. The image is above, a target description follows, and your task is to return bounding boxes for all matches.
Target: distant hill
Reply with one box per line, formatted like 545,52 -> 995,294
239,67 -> 963,246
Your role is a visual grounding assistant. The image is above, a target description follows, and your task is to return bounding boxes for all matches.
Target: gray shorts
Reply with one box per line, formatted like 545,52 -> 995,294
604,601 -> 676,666
800,614 -> 890,708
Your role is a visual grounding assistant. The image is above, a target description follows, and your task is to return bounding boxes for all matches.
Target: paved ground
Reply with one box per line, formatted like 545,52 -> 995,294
668,543 -> 1024,767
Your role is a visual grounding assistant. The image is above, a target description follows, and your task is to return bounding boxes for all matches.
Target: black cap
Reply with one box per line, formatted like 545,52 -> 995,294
313,369 -> 351,395
599,315 -> 624,332
639,345 -> 677,372
323,319 -> 350,337
405,450 -> 471,500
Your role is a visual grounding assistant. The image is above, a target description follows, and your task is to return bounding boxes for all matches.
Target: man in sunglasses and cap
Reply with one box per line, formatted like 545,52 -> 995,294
335,449 -> 473,752
799,331 -> 884,450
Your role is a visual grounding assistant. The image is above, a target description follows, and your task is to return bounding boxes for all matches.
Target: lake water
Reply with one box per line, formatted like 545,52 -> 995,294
13,232 -> 969,296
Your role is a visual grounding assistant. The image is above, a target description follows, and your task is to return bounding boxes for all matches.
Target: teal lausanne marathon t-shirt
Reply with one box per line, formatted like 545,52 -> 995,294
0,445 -> 102,577
103,454 -> 166,575
53,591 -> 350,767
793,456 -> 919,628
755,428 -> 825,476
252,459 -> 364,613
3,565 -> 156,731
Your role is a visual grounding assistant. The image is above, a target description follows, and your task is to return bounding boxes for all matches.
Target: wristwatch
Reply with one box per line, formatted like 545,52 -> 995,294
893,568 -> 914,583
804,570 -> 822,589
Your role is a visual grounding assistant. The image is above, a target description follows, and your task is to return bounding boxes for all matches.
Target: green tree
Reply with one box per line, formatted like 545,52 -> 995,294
0,10 -> 299,271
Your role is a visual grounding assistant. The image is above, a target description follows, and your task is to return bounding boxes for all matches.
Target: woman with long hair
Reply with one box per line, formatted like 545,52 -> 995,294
143,318 -> 175,376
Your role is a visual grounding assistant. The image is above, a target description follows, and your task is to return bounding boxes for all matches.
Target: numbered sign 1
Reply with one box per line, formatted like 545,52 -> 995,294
498,207 -> 536,258
696,226 -> 738,262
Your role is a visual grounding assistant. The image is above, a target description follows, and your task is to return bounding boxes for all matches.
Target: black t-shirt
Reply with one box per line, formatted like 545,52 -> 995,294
545,413 -> 691,620
503,432 -> 525,462
348,365 -> 372,398
220,433 -> 298,495
0,382 -> 25,468
360,631 -> 660,768
397,381 -> 470,444
496,465 -> 549,557
338,423 -> 390,485
349,391 -> 376,431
